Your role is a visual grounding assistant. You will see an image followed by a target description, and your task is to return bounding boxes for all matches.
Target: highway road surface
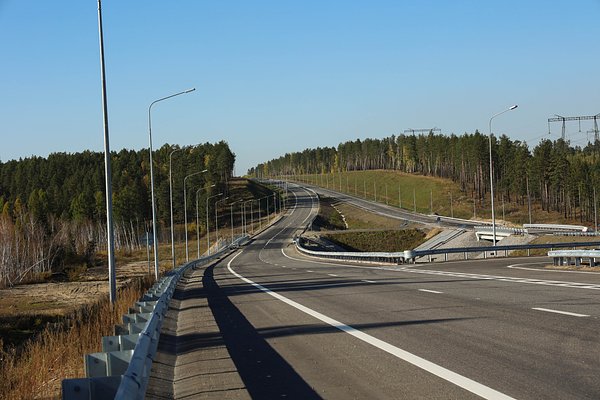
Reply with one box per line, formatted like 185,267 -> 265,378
171,184 -> 600,399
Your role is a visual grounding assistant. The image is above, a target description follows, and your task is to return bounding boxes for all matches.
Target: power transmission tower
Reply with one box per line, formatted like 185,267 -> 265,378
404,128 -> 442,135
547,113 -> 600,141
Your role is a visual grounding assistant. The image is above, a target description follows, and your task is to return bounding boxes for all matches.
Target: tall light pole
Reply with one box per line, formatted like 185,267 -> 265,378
258,195 -> 269,231
184,169 -> 208,262
97,0 -> 116,303
169,147 -> 184,269
215,196 -> 229,252
196,184 -> 215,259
148,87 -> 195,279
266,195 -> 270,224
250,199 -> 255,234
243,199 -> 253,235
489,104 -> 518,247
229,200 -> 242,242
206,193 -> 223,255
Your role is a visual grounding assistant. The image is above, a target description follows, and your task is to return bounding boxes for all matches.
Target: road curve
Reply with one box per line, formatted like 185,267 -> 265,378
203,184 -> 600,399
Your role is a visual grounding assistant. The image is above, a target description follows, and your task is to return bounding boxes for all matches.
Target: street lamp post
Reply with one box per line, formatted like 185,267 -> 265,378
250,200 -> 254,234
169,147 -> 183,269
196,184 -> 215,259
229,200 -> 242,242
489,105 -> 518,247
215,197 -> 229,252
148,87 -> 195,279
258,196 -> 267,231
266,195 -> 270,224
206,193 -> 223,255
96,0 -> 116,303
184,169 -> 208,262
243,199 -> 253,235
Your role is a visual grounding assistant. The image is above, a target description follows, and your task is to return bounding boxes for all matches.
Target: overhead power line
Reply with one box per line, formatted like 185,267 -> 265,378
547,113 -> 600,141
403,128 -> 442,135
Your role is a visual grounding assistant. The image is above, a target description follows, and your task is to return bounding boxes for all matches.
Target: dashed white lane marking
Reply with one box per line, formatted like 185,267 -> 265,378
419,289 -> 443,294
532,308 -> 590,318
228,252 -> 515,400
328,273 -> 338,277
307,270 -> 314,273
362,280 -> 377,283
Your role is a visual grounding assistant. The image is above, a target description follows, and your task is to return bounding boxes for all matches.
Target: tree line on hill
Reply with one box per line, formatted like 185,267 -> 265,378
0,141 -> 235,287
249,131 -> 600,224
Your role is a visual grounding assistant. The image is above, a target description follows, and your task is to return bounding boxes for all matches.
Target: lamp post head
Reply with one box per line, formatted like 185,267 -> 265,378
509,105 -> 518,110
185,88 -> 196,93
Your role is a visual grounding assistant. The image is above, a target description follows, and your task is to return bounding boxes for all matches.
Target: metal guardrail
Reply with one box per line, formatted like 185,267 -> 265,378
548,249 -> 600,257
475,226 -> 525,235
523,223 -> 589,232
552,231 -> 600,237
61,235 -> 249,400
548,249 -> 600,267
296,237 -> 407,264
295,236 -> 600,264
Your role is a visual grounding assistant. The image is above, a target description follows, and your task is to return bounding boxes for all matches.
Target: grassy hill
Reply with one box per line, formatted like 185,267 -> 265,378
295,170 -> 592,228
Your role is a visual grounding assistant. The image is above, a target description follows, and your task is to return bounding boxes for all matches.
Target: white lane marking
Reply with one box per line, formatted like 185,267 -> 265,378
328,273 -> 339,277
281,248 -> 600,292
419,289 -> 443,294
362,280 -> 377,283
307,270 -> 315,273
532,308 -> 590,317
227,252 -> 514,400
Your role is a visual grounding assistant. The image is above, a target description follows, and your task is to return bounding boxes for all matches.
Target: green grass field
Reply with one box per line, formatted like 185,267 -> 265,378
295,170 -> 590,227
324,229 -> 425,252
298,170 -> 474,219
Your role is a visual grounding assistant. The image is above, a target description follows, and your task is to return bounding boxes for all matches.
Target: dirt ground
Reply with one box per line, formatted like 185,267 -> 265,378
0,261 -> 149,318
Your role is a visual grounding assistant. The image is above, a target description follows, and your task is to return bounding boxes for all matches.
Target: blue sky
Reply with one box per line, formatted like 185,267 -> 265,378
1,1 -> 599,174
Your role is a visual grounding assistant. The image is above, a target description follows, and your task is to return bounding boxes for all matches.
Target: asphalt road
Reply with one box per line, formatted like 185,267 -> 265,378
205,184 -> 600,399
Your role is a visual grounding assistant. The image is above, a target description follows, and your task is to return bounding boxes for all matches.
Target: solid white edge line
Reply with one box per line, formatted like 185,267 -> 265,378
418,289 -> 443,294
508,263 -> 600,275
227,251 -> 515,400
532,307 -> 590,317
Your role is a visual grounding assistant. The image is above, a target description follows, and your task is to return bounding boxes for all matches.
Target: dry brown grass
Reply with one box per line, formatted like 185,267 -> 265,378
335,202 -> 415,230
0,278 -> 149,400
